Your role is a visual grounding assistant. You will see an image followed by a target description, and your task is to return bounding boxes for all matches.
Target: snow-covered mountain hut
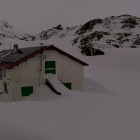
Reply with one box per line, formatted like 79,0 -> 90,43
0,45 -> 88,101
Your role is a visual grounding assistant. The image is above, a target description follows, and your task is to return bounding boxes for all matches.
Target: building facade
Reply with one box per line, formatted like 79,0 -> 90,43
0,45 -> 88,101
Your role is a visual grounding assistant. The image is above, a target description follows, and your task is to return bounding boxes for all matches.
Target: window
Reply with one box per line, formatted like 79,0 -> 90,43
45,61 -> 56,74
0,69 -> 2,80
21,86 -> 33,96
3,82 -> 8,93
63,82 -> 72,90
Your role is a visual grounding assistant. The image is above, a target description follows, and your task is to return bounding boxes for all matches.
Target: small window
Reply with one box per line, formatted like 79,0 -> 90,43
3,69 -> 6,77
3,82 -> 8,93
21,86 -> 33,96
45,61 -> 56,74
0,69 -> 2,80
63,82 -> 72,90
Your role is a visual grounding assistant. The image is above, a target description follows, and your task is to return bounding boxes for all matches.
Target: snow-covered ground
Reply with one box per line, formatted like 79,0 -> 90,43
0,38 -> 140,140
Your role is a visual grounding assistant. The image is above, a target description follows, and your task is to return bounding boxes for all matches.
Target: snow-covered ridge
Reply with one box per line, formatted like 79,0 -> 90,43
33,24 -> 80,40
1,14 -> 140,55
0,20 -> 32,40
74,14 -> 140,49
34,14 -> 140,55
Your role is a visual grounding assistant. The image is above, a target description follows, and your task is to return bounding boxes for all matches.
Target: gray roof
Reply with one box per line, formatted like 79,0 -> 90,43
0,46 -> 46,63
0,45 -> 89,68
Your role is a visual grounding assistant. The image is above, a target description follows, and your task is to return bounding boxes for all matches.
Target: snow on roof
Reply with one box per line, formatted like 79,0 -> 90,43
0,45 -> 88,69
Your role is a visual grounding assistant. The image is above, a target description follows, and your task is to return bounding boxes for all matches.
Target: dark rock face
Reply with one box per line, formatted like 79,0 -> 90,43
76,19 -> 103,35
81,48 -> 91,56
79,31 -> 110,49
81,48 -> 104,56
121,18 -> 139,29
131,46 -> 137,48
133,39 -> 140,45
55,24 -> 63,30
94,49 -> 104,55
112,44 -> 120,48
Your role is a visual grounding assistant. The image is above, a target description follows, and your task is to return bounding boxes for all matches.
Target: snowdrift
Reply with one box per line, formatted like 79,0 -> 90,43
24,74 -> 70,101
0,121 -> 47,140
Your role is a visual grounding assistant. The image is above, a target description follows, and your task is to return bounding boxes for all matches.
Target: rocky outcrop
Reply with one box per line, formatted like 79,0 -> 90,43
75,19 -> 103,35
81,48 -> 104,56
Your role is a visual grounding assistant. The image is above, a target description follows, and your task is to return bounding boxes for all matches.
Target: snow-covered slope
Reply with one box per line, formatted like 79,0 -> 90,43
34,14 -> 140,55
0,20 -> 32,40
74,15 -> 140,49
34,24 -> 80,41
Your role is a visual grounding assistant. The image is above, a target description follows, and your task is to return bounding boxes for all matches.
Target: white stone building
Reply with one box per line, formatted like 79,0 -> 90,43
0,45 -> 88,101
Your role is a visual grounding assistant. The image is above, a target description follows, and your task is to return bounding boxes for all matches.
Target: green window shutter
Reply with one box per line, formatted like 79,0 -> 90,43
21,86 -> 33,96
45,61 -> 56,74
3,82 -> 8,93
63,82 -> 72,90
0,69 -> 2,80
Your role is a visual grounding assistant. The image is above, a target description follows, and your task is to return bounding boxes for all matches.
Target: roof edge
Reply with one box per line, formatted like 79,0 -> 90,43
48,45 -> 89,66
4,45 -> 88,69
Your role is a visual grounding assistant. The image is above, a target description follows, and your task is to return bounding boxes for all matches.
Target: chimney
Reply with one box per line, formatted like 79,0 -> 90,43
14,44 -> 18,52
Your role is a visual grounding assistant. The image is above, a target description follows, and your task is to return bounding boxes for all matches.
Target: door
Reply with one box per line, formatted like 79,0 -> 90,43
45,61 -> 56,74
21,86 -> 33,96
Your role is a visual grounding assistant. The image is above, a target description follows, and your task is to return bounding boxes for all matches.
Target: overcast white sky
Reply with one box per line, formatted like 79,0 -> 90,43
0,0 -> 140,35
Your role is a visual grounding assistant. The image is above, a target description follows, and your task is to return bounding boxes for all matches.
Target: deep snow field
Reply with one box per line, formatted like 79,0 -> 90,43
0,38 -> 140,140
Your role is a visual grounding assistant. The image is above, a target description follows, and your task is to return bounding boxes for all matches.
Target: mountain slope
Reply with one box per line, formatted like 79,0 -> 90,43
74,14 -> 140,48
33,24 -> 80,40
0,20 -> 32,40
34,14 -> 140,55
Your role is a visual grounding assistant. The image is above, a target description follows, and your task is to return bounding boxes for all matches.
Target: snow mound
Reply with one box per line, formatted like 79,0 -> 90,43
23,84 -> 60,101
84,77 -> 115,95
43,74 -> 70,94
24,74 -> 70,101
